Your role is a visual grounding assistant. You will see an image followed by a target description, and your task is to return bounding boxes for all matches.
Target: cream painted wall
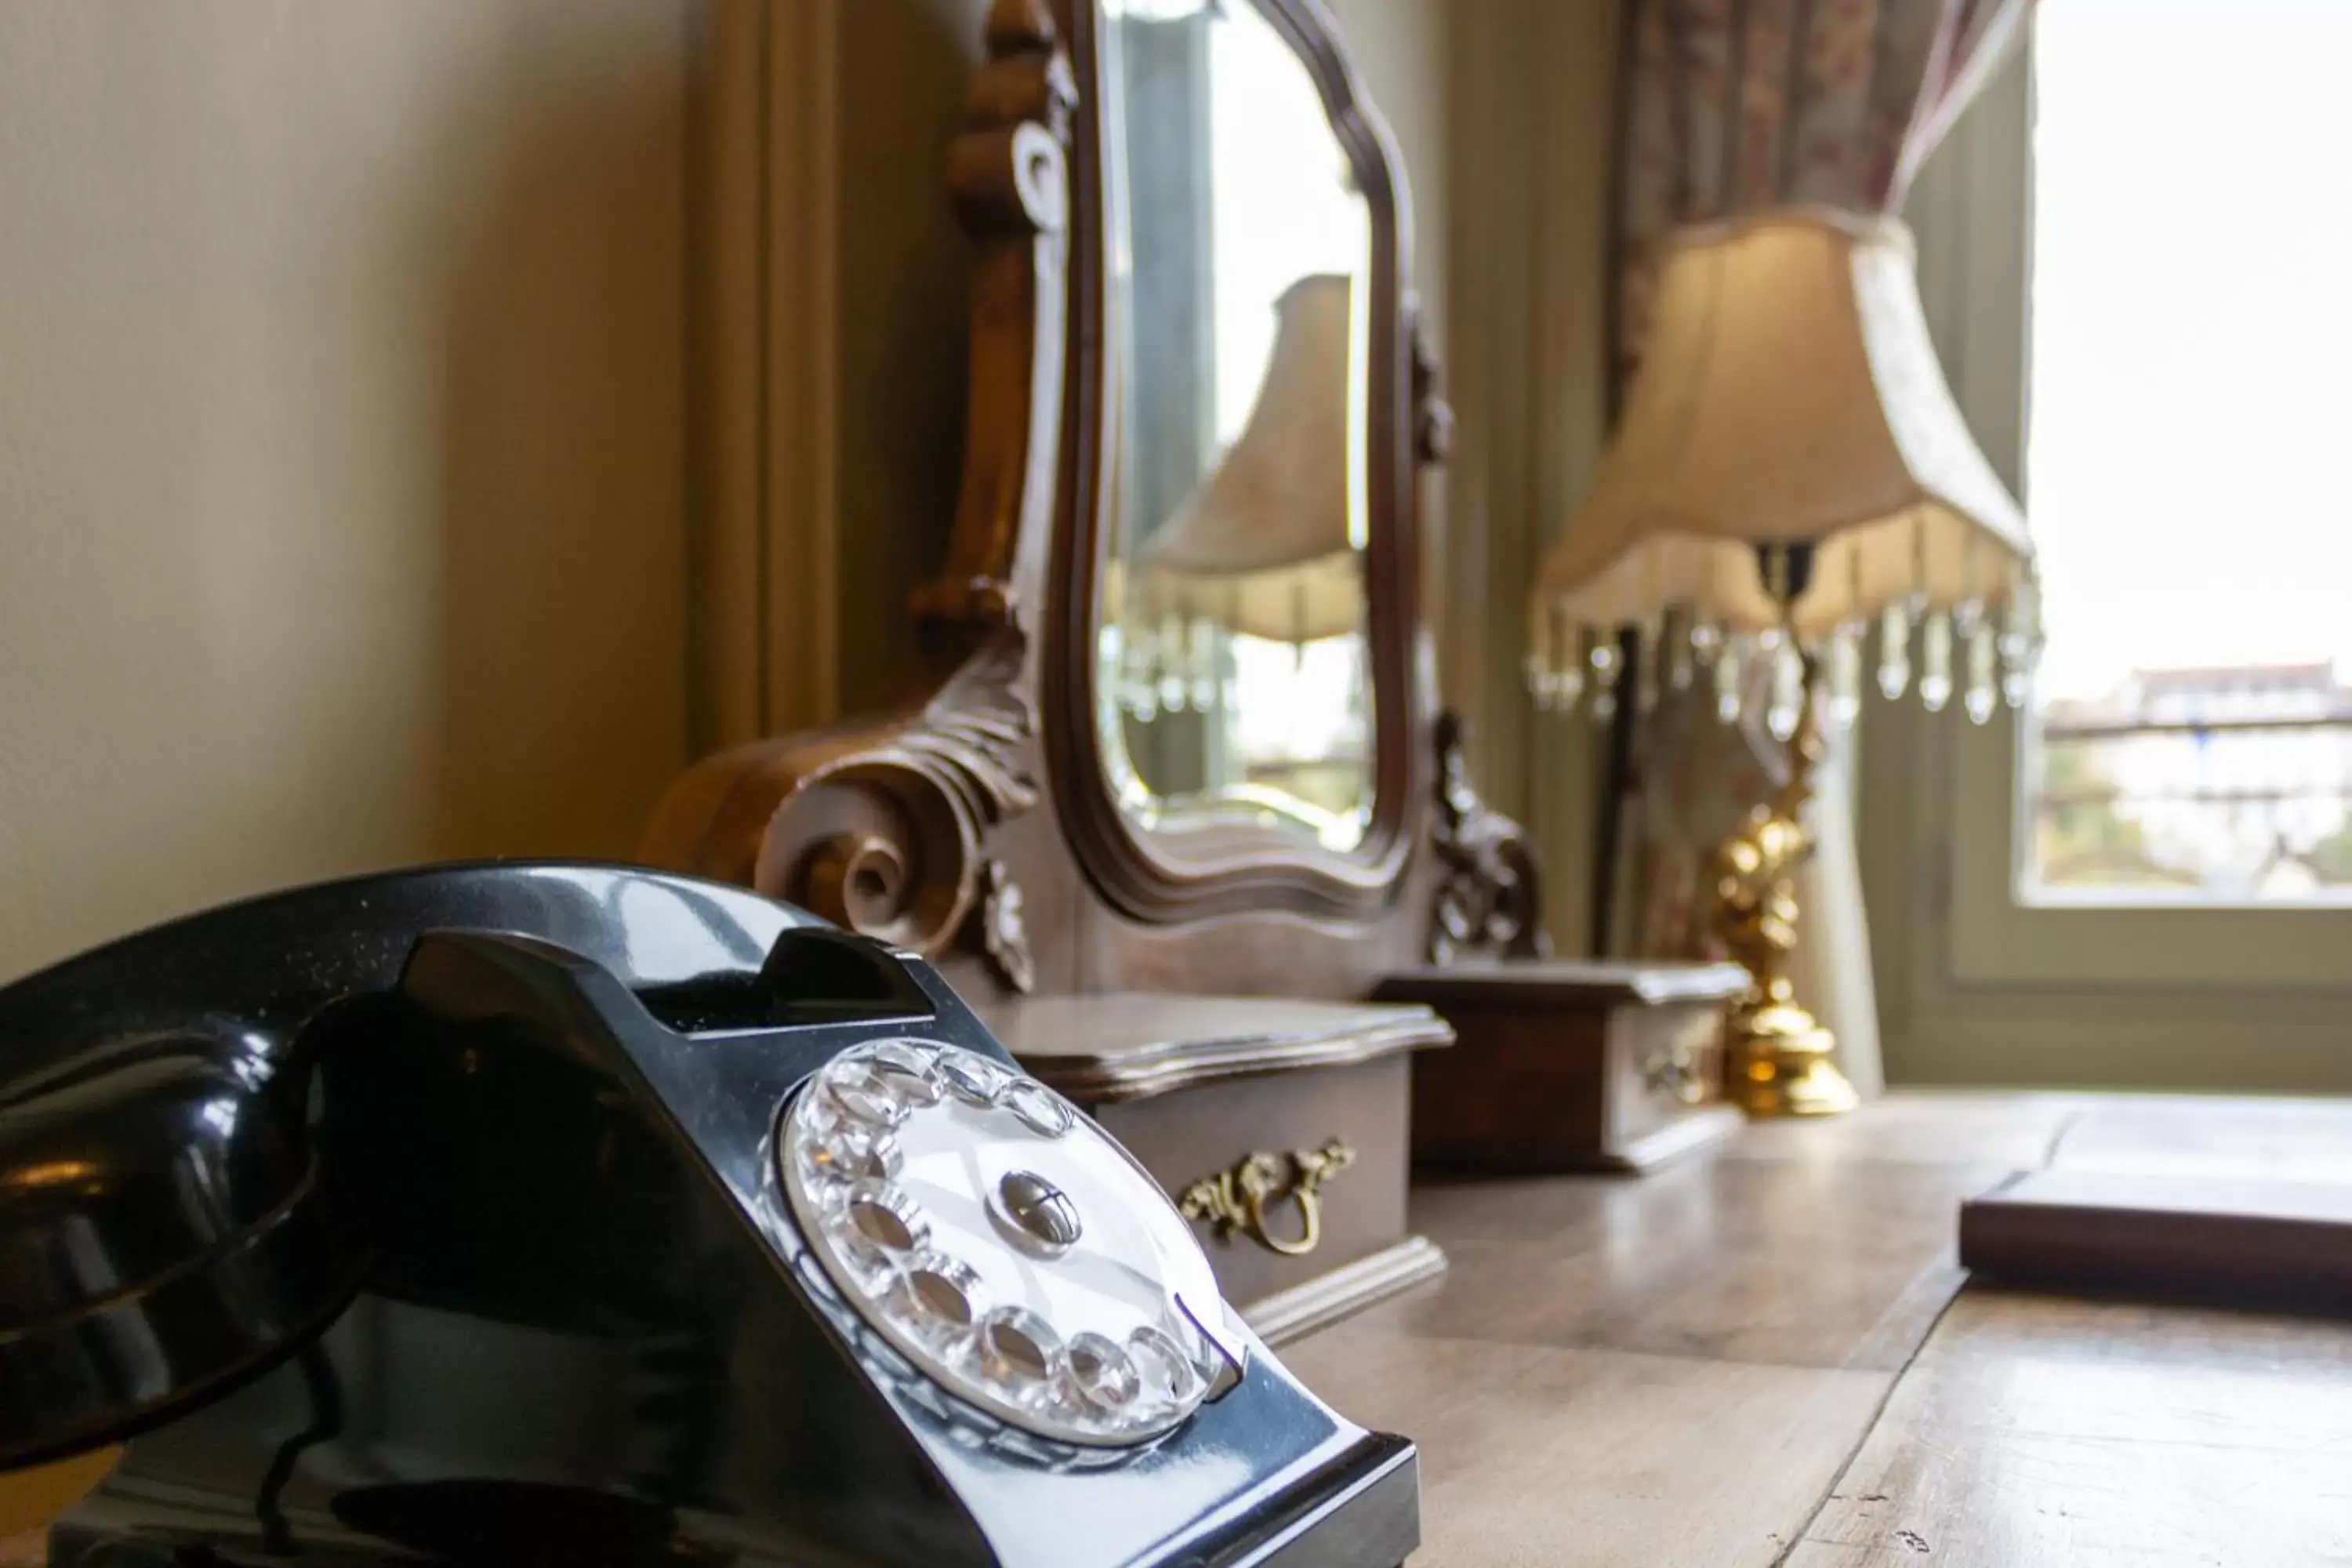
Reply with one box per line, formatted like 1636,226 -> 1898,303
0,2 -> 699,981
1444,0 -> 1619,953
833,0 -> 989,718
0,0 -> 1500,986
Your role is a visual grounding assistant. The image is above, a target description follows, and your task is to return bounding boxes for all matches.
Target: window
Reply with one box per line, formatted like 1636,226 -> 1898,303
2020,0 -> 2352,903
1860,2 -> 2352,1085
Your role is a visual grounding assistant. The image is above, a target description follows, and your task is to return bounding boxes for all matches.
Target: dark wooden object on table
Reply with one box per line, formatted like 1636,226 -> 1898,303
1376,960 -> 1749,1174
1964,1168 -> 2352,1308
1961,1096 -> 2352,1311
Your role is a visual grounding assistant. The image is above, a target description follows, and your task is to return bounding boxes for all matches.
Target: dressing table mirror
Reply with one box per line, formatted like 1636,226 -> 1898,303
1098,0 -> 1374,859
644,0 -> 1540,1339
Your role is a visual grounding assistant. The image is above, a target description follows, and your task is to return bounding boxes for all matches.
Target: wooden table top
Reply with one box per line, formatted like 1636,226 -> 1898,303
1279,1091 -> 2352,1567
9,1093 -> 2349,1566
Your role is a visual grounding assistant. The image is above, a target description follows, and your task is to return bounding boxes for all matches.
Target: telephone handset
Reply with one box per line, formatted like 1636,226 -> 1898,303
0,864 -> 1417,1566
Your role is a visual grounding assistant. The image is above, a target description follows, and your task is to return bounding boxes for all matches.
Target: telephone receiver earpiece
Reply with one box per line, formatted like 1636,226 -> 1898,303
0,1013 -> 360,1472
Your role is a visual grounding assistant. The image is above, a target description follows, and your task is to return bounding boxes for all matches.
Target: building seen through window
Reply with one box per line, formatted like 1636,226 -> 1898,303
2020,0 -> 2352,902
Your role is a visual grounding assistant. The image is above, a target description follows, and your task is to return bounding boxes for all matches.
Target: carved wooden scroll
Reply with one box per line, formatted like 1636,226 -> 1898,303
1427,711 -> 1549,964
641,0 -> 1072,994
1409,300 -> 1454,467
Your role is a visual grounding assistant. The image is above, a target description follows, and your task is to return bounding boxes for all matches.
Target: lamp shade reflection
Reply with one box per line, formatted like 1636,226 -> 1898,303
1139,272 -> 1360,644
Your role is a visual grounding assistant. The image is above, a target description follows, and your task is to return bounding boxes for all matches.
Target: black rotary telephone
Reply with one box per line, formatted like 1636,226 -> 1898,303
0,864 -> 1417,1566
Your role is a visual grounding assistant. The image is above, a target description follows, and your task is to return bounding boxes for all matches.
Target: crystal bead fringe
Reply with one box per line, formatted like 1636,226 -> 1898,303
1523,595 -> 1553,706
2000,565 -> 2042,710
1714,634 -> 1745,724
1157,612 -> 1188,713
1558,620 -> 1588,712
1878,601 -> 1912,701
1589,633 -> 1620,723
1766,630 -> 1803,742
1965,619 -> 1998,724
1187,617 -> 1218,711
1829,624 -> 1864,728
1124,620 -> 1158,721
1918,612 -> 1953,713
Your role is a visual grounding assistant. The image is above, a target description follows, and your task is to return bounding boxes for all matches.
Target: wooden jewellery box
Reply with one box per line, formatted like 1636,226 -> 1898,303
1377,961 -> 1750,1174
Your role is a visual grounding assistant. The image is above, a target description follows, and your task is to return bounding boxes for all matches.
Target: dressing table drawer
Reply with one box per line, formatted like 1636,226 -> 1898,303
985,993 -> 1453,1344
1609,1003 -> 1732,1152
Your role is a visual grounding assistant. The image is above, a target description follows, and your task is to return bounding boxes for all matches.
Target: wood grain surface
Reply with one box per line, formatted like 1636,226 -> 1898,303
1723,1091 -> 2085,1171
1282,1092 -> 2352,1567
1396,1155 -> 1994,1371
1279,1100 -> 2019,1566
1283,1321 -> 1891,1566
1789,1290 -> 2352,1566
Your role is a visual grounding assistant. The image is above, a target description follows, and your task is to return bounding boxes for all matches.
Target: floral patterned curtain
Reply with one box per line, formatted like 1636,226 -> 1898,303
1614,0 -> 2032,390
1599,1 -> 2033,1015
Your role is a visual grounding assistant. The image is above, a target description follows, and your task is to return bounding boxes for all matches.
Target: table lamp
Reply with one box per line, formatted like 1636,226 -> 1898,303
1530,209 -> 2039,1116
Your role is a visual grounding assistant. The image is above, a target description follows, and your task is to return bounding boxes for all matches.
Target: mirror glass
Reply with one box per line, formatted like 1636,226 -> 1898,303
1096,0 -> 1375,852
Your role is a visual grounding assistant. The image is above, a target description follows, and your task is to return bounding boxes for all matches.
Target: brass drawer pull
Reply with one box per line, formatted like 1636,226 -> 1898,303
1643,1042 -> 1706,1105
1178,1139 -> 1356,1258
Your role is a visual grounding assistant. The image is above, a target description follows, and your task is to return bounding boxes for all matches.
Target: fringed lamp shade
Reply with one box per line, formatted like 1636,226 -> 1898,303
1137,272 -> 1360,644
1530,211 -> 2040,732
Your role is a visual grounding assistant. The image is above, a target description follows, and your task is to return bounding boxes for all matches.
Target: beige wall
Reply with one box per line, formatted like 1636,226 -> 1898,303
0,0 -> 1534,984
693,0 -> 986,746
833,0 -> 989,717
1443,0 -> 1620,953
0,2 -> 700,981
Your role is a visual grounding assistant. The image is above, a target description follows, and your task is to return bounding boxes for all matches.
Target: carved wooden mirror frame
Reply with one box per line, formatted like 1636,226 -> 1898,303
1044,0 -> 1446,928
642,0 -> 1538,1002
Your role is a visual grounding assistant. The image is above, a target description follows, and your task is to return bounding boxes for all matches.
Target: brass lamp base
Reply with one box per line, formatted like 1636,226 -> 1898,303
1707,636 -> 1857,1120
1725,993 -> 1858,1117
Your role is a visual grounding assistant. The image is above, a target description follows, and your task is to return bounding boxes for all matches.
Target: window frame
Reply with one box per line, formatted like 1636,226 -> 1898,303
1858,29 -> 2352,1092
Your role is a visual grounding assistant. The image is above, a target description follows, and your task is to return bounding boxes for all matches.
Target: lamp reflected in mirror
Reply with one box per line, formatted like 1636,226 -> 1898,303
1095,0 -> 1374,854
1143,274 -> 1360,648
1109,274 -> 1370,848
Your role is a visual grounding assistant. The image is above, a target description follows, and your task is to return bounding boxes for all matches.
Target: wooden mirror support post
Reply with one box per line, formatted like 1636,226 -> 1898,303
644,0 -> 1074,1003
644,0 -> 1554,1338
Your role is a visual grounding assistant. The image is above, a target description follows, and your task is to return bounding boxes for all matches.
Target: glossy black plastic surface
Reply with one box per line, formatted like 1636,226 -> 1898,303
0,865 -> 829,1470
0,862 -> 1418,1566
